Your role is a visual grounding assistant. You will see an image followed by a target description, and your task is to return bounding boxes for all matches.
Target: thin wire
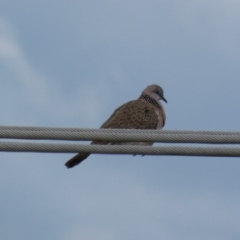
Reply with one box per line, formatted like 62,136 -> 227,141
0,141 -> 240,157
1,127 -> 240,144
0,125 -> 238,135
1,126 -> 240,157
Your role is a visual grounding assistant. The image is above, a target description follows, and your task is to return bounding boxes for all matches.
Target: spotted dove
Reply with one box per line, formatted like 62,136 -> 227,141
65,84 -> 167,168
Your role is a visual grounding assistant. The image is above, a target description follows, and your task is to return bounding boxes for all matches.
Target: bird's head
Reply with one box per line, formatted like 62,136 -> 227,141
142,84 -> 167,103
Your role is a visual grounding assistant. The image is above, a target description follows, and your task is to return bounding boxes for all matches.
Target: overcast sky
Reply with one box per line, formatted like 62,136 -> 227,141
1,1 -> 240,239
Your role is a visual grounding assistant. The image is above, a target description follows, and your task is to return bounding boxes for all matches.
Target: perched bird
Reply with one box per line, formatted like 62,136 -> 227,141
65,84 -> 167,168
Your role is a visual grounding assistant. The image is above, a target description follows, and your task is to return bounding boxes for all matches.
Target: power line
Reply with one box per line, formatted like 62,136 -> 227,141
1,141 -> 240,157
1,125 -> 240,157
1,127 -> 240,144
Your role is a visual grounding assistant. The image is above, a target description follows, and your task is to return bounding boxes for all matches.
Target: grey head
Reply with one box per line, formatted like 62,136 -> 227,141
142,84 -> 167,103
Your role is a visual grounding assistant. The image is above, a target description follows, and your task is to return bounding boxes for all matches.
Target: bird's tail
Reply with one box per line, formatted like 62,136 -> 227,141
65,140 -> 108,168
65,152 -> 90,168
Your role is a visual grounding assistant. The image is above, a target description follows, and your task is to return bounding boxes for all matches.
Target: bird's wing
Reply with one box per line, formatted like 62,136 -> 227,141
100,100 -> 159,129
65,100 -> 161,168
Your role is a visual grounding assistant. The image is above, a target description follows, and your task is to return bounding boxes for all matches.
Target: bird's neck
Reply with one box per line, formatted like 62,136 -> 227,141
139,93 -> 161,109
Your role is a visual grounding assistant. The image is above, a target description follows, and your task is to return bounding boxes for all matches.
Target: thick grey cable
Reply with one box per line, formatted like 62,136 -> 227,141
0,131 -> 240,144
0,126 -> 239,135
0,141 -> 240,157
1,130 -> 240,144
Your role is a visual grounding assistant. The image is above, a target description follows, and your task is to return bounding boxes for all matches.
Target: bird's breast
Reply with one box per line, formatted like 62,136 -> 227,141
154,104 -> 166,129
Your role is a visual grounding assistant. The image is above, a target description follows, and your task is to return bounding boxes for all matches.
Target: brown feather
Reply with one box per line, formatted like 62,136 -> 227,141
65,84 -> 166,168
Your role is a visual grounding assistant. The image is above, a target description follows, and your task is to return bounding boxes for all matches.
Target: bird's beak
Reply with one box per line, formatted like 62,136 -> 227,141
162,96 -> 167,103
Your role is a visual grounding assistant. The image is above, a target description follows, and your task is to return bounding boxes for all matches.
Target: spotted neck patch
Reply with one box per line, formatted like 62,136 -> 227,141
140,93 -> 161,109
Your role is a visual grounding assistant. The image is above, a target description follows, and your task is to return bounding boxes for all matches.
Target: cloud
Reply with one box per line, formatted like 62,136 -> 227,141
0,20 -> 49,103
0,19 -> 108,125
59,166 -> 240,240
178,0 -> 240,55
